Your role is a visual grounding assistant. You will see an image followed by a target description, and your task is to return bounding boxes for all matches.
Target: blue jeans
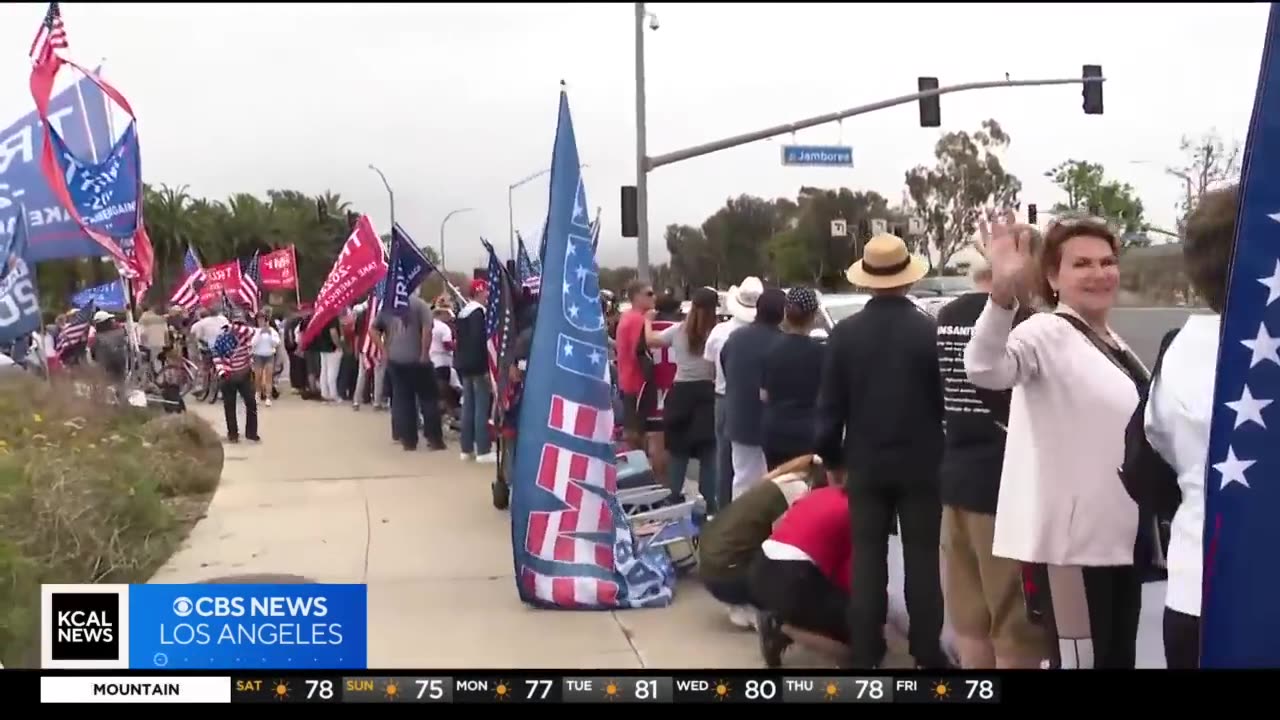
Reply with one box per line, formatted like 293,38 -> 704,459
714,395 -> 734,510
460,374 -> 493,455
668,445 -> 718,515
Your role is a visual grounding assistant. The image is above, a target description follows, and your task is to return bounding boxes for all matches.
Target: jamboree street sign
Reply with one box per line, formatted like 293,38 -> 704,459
780,145 -> 854,167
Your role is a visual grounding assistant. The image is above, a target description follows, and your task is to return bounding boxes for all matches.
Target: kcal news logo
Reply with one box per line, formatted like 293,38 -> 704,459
41,584 -> 131,669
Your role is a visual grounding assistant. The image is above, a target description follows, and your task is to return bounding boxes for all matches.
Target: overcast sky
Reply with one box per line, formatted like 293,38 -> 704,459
0,2 -> 1266,270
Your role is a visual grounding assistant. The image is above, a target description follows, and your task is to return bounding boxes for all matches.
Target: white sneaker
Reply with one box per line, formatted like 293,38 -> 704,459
265,398 -> 272,407
460,453 -> 473,462
727,605 -> 757,630
475,452 -> 497,464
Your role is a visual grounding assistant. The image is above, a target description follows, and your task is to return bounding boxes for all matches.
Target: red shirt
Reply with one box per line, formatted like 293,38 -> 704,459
767,486 -> 852,592
644,319 -> 678,420
615,309 -> 646,395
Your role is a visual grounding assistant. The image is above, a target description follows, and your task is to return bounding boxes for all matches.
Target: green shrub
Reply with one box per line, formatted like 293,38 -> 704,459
0,372 -> 221,667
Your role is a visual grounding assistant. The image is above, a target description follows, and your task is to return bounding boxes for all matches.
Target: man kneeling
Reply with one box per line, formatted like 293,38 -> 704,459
749,478 -> 851,667
697,456 -> 818,630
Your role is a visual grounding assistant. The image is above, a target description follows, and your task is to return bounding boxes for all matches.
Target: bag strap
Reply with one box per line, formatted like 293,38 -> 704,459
1054,312 -> 1148,386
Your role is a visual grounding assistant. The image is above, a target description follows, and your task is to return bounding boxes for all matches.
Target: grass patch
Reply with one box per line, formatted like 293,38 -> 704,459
0,370 -> 222,668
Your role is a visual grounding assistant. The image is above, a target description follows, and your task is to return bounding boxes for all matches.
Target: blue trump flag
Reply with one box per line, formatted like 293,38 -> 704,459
70,278 -> 126,312
1202,2 -> 1280,668
0,209 -> 40,346
508,87 -> 675,610
384,223 -> 431,316
0,70 -> 112,262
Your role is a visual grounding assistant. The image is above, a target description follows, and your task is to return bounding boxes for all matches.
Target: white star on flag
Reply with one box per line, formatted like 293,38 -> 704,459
563,341 -> 574,357
589,350 -> 602,365
1225,385 -> 1273,429
1213,446 -> 1256,489
1259,260 -> 1280,306
568,304 -> 579,318
1241,322 -> 1280,368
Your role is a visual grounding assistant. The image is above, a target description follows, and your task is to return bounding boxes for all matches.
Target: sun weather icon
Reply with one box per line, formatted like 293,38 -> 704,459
824,681 -> 840,700
603,680 -> 620,701
273,680 -> 290,701
383,680 -> 400,701
713,680 -> 732,701
494,680 -> 512,701
932,680 -> 952,699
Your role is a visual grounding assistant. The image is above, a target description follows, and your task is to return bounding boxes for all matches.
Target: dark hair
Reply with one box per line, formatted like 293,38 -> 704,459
784,303 -> 816,327
755,288 -> 786,325
1183,185 -> 1238,313
1036,219 -> 1118,304
655,292 -> 680,315
626,280 -> 652,301
684,287 -> 718,354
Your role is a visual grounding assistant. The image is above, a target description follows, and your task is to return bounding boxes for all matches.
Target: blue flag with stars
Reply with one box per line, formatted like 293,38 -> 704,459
508,87 -> 675,610
1201,2 -> 1280,668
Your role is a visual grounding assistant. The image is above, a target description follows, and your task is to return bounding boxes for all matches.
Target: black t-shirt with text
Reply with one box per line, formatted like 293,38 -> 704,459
935,292 -> 1030,514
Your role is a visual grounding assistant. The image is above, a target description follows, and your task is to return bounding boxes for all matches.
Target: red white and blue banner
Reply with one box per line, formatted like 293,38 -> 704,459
1201,2 -> 1280,668
508,88 -> 674,609
28,14 -> 153,299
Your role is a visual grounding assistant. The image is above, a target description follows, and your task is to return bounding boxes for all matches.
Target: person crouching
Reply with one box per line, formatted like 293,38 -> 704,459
750,472 -> 852,667
697,456 -> 820,630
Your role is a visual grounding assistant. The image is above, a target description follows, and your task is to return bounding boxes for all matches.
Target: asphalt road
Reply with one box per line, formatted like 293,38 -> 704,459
1110,307 -> 1207,366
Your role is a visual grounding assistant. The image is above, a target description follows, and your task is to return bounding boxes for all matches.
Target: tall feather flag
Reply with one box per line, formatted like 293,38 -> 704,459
508,85 -> 675,609
1201,2 -> 1280,668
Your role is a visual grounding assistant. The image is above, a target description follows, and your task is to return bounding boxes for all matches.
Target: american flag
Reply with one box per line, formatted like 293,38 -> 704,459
237,252 -> 261,315
360,276 -> 386,369
29,2 -> 67,67
507,88 -> 674,610
211,322 -> 256,378
55,302 -> 93,359
481,238 -> 517,428
589,208 -> 601,254
516,232 -> 541,295
1201,3 -> 1280,668
168,246 -> 206,310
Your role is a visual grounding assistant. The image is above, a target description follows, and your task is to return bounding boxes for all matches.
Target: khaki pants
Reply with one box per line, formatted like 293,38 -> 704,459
941,507 -> 1049,662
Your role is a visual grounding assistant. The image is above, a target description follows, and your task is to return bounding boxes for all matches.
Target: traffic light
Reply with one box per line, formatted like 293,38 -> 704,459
918,77 -> 941,128
1027,203 -> 1038,225
621,185 -> 638,238
1082,65 -> 1103,115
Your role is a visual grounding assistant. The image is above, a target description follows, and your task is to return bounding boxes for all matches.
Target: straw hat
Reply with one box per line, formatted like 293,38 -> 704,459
846,233 -> 929,289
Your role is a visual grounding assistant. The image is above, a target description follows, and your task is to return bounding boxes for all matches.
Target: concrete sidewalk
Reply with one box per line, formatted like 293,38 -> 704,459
151,395 -> 908,669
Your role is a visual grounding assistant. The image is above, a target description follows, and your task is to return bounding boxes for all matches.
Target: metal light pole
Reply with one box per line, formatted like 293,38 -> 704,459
368,164 -> 394,230
508,163 -> 589,261
439,208 -> 475,269
634,3 -> 659,283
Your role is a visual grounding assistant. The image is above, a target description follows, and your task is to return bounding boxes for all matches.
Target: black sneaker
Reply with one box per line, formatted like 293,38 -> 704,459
756,611 -> 791,668
426,440 -> 447,451
226,436 -> 240,444
246,435 -> 262,443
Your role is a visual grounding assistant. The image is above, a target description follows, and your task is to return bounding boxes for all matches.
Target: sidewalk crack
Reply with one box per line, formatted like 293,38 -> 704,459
360,480 -> 372,582
610,612 -> 646,668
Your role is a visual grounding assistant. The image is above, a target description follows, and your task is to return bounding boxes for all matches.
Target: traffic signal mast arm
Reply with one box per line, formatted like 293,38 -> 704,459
644,74 -> 1105,172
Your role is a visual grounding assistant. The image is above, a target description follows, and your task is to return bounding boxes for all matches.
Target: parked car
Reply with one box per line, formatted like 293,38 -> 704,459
910,275 -> 975,316
811,292 -> 928,340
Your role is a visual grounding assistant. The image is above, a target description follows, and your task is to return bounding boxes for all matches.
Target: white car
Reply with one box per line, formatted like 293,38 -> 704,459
810,292 -> 929,340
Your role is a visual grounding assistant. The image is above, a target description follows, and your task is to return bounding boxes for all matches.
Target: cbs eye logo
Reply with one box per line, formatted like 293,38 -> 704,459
172,597 -> 195,617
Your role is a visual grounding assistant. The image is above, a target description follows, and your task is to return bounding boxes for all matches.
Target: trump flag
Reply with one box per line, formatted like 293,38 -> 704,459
1201,2 -> 1280,668
508,87 -> 674,610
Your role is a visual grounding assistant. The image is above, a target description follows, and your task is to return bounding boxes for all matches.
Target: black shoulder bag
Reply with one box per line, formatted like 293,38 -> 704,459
1054,313 -> 1177,583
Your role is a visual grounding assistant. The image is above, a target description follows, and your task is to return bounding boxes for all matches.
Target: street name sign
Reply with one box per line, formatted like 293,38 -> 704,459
780,145 -> 853,167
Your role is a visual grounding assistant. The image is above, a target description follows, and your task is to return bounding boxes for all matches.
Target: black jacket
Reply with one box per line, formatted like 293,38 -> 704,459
815,294 -> 944,484
453,301 -> 489,376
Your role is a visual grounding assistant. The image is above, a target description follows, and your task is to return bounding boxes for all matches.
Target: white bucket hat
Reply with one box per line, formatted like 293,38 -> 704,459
725,276 -> 764,323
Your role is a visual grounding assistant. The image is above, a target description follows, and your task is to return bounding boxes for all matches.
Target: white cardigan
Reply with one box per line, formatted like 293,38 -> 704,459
964,300 -> 1143,567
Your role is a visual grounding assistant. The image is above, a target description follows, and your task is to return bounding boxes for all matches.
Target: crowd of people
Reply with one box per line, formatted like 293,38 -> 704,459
611,191 -> 1236,671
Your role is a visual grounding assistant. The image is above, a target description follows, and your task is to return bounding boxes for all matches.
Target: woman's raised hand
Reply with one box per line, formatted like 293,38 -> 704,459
977,209 -> 1033,308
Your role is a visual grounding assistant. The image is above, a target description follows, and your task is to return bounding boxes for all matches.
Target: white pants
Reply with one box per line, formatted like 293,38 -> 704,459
319,351 -> 342,400
730,443 -> 768,500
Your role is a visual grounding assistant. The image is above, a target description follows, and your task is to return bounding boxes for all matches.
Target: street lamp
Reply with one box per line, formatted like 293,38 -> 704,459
508,163 -> 588,261
439,208 -> 475,270
634,3 -> 659,283
368,164 -> 394,230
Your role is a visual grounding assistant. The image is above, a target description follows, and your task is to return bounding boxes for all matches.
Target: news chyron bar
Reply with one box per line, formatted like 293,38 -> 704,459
29,672 -> 998,704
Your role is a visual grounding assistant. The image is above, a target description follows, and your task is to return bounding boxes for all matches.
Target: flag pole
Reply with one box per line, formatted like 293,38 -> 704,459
291,244 -> 302,308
